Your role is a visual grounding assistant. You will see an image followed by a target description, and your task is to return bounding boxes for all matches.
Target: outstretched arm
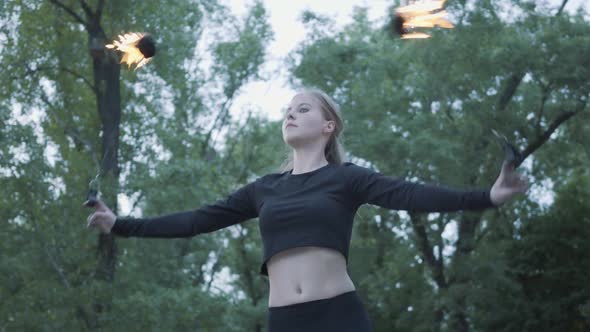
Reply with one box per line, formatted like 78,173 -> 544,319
111,180 -> 258,238
345,162 -> 497,213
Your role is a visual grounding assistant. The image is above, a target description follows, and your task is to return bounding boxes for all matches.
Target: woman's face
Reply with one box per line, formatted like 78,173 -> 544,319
282,92 -> 334,148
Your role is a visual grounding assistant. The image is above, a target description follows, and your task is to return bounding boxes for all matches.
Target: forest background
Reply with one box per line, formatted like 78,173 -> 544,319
1,0 -> 589,331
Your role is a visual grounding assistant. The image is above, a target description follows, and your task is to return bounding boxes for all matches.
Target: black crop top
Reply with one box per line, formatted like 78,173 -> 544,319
110,162 -> 497,277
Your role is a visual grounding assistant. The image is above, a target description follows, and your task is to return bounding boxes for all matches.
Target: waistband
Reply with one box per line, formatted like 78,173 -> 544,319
268,290 -> 358,312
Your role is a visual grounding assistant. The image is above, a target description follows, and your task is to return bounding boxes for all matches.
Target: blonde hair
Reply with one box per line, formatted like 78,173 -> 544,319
278,88 -> 348,173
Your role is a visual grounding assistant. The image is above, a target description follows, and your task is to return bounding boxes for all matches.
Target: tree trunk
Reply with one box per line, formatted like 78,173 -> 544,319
90,31 -> 121,284
86,22 -> 122,329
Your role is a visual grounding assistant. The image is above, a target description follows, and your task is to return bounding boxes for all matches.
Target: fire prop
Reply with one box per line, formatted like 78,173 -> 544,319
393,0 -> 454,39
105,32 -> 156,70
491,129 -> 523,168
83,175 -> 100,207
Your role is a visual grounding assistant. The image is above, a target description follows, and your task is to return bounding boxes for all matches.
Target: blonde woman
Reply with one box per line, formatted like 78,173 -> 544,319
86,88 -> 528,331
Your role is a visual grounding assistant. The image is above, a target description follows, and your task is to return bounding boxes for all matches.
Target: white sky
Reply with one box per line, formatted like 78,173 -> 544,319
224,0 -> 589,122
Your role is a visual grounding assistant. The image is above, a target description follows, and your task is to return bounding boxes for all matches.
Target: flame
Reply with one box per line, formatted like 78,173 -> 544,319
401,32 -> 432,39
395,0 -> 454,39
105,32 -> 152,70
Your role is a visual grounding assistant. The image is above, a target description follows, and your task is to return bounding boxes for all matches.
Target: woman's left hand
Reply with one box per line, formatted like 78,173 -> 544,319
490,161 -> 529,206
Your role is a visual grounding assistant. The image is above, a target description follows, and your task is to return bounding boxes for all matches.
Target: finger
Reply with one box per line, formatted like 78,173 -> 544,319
498,161 -> 507,178
501,160 -> 514,174
94,199 -> 107,212
93,211 -> 108,220
87,214 -> 95,228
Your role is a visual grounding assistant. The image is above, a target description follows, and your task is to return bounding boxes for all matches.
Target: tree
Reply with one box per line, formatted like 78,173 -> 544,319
1,0 -> 274,330
289,1 -> 589,331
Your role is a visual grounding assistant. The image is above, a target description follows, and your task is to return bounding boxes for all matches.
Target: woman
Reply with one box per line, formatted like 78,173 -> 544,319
86,88 -> 528,331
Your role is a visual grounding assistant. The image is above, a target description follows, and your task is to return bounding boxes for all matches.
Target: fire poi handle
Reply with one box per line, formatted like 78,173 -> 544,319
491,129 -> 523,168
84,175 -> 100,207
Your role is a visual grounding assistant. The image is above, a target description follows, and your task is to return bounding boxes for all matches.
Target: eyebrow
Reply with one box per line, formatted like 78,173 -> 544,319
286,103 -> 312,111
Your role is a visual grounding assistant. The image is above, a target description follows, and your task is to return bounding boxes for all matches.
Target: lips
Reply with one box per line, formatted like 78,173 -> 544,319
286,124 -> 297,128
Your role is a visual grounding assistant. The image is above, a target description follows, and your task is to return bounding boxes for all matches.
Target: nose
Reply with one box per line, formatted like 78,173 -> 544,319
285,108 -> 295,119
283,112 -> 295,125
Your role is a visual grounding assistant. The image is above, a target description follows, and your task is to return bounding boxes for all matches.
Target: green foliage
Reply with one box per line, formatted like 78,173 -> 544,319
502,172 -> 590,332
1,0 -> 276,330
212,0 -> 273,96
289,1 -> 590,331
2,0 -> 590,331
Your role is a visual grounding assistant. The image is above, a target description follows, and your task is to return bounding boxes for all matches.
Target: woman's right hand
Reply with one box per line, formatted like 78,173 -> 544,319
85,199 -> 117,234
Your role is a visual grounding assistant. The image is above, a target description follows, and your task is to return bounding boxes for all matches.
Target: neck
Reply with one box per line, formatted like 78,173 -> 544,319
291,145 -> 329,175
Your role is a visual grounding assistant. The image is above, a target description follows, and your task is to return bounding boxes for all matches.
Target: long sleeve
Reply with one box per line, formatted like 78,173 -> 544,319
345,162 -> 496,212
111,180 -> 258,238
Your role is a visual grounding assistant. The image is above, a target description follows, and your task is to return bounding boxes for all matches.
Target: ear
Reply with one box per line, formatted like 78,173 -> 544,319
324,120 -> 335,134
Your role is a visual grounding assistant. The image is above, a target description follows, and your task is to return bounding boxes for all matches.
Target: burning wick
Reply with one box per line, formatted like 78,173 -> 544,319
105,32 -> 156,70
393,0 -> 454,39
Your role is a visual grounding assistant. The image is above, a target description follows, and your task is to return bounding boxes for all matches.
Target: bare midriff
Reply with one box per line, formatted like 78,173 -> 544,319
266,246 -> 356,308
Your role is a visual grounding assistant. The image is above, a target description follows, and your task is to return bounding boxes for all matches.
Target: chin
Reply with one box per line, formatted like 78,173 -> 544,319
283,134 -> 301,146
283,138 -> 297,148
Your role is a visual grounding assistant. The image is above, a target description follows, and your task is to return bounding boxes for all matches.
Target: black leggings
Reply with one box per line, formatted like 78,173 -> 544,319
266,290 -> 373,332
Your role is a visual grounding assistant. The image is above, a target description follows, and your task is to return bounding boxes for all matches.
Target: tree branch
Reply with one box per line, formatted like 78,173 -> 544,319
78,0 -> 94,18
12,64 -> 100,170
496,1 -> 571,113
497,73 -> 524,112
443,103 -> 455,122
456,214 -> 482,254
128,191 -> 145,216
37,86 -> 101,171
556,0 -> 570,16
534,84 -> 551,135
24,194 -> 73,290
518,101 -> 586,167
201,96 -> 235,156
475,226 -> 490,246
47,0 -> 87,28
205,246 -> 226,292
96,0 -> 106,21
44,245 -> 72,289
13,64 -> 96,94
237,228 -> 261,305
224,110 -> 254,160
409,213 -> 447,288
59,66 -> 97,94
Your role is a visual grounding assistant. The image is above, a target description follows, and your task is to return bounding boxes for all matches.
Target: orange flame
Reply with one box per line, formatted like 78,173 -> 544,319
396,0 -> 454,39
105,32 -> 152,70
